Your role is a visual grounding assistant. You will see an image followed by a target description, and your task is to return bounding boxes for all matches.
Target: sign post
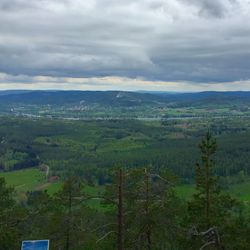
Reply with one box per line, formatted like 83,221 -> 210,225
21,240 -> 50,250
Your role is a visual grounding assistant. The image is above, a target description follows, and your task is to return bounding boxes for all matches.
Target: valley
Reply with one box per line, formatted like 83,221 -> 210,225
1,91 -> 250,249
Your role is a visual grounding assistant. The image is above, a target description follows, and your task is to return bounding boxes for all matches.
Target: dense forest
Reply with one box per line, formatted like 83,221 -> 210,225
1,131 -> 250,249
0,115 -> 250,249
0,116 -> 250,181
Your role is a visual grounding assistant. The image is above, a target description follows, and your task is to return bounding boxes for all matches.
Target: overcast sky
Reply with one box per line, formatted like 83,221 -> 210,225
0,0 -> 250,91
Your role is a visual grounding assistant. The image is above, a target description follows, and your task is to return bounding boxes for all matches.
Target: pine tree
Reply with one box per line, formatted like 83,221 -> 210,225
125,167 -> 181,249
97,168 -> 125,250
49,176 -> 96,249
196,131 -> 217,227
186,132 -> 239,249
101,167 -> 180,249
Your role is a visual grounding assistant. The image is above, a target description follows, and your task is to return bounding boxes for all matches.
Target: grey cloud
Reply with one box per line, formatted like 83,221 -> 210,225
198,1 -> 229,17
178,0 -> 239,18
0,0 -> 250,87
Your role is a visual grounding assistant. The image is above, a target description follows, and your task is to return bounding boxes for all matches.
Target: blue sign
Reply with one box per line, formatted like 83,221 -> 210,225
21,240 -> 49,250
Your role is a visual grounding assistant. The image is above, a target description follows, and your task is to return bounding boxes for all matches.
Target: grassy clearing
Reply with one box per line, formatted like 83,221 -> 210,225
83,185 -> 112,211
0,168 -> 62,198
84,185 -> 104,196
41,181 -> 63,195
0,169 -> 107,209
2,169 -> 250,204
0,168 -> 45,192
175,182 -> 250,202
175,184 -> 195,200
228,182 -> 250,201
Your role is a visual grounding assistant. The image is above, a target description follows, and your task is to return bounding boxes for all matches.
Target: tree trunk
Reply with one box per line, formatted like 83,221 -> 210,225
205,154 -> 210,227
66,183 -> 72,250
145,170 -> 152,250
117,169 -> 123,250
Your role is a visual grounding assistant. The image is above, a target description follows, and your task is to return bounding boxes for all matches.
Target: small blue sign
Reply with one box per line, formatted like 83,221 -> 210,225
21,240 -> 49,250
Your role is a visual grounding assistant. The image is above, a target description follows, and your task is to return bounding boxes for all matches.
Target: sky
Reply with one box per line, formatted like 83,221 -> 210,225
0,0 -> 250,92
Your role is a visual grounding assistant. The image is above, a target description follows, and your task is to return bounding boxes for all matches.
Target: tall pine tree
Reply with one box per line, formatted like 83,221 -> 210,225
186,132 -> 239,249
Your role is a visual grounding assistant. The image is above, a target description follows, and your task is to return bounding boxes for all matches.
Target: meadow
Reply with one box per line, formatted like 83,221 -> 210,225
2,168 -> 250,204
0,168 -> 62,198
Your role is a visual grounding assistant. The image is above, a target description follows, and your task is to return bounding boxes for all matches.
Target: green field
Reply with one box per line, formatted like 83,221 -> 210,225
175,184 -> 195,200
0,168 -> 113,210
0,168 -> 44,191
229,182 -> 250,201
0,168 -> 62,198
2,169 -> 250,203
175,183 -> 250,202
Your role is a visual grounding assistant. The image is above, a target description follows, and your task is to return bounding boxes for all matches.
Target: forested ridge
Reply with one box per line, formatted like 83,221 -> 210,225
1,90 -> 250,119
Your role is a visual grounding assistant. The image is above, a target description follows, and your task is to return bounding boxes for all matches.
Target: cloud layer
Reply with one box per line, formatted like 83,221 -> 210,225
0,0 -> 250,90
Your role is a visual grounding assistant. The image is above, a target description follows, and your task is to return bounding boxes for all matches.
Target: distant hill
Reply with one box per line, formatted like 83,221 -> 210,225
0,90 -> 32,96
0,90 -> 250,108
154,91 -> 250,106
0,90 -> 168,107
